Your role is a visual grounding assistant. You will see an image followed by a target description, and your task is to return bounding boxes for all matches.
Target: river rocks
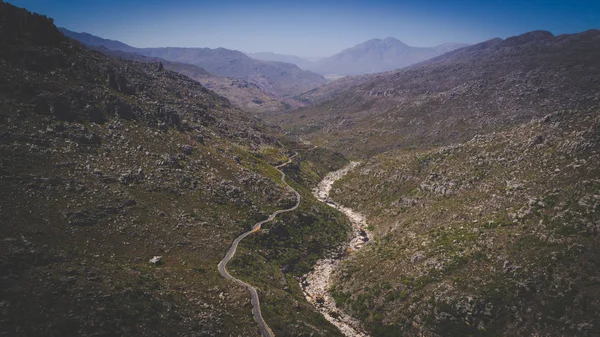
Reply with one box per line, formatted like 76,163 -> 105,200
301,162 -> 371,337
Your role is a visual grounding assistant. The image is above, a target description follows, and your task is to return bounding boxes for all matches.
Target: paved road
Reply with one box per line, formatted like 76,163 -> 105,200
218,153 -> 300,337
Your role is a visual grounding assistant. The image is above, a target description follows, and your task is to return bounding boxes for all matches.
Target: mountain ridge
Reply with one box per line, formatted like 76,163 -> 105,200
86,45 -> 295,113
58,28 -> 137,52
59,28 -> 327,97
306,37 -> 468,75
268,29 -> 600,157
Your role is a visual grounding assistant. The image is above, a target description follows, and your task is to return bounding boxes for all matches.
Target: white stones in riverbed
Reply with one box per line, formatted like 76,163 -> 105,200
301,162 -> 371,337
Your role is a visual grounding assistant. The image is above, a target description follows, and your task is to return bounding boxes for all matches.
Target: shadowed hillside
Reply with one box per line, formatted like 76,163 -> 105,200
0,3 -> 349,336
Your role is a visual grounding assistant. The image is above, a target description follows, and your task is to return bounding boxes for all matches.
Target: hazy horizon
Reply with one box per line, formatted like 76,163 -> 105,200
11,0 -> 600,57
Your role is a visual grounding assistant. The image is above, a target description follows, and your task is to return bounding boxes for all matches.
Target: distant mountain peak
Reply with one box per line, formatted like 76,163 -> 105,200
383,37 -> 409,47
522,30 -> 554,39
307,37 -> 467,76
355,38 -> 382,47
349,37 -> 410,53
382,36 -> 402,43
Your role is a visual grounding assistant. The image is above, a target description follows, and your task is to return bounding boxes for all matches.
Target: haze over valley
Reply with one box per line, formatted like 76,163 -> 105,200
2,0 -> 600,336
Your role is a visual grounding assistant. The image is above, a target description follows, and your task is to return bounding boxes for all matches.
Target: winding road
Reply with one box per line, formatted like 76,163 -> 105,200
218,153 -> 300,337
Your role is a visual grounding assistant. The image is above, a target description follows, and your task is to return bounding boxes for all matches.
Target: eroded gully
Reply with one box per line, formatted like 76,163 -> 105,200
300,161 -> 372,337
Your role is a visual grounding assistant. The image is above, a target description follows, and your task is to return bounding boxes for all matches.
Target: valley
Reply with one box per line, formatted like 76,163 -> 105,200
1,1 -> 599,337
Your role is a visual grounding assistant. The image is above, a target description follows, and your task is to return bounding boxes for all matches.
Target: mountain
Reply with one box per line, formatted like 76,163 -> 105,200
0,3 -> 351,336
91,46 -> 295,113
268,30 -> 600,157
247,51 -> 315,69
59,28 -> 327,97
260,29 -> 600,336
139,47 -> 327,96
248,39 -> 468,76
306,37 -> 468,75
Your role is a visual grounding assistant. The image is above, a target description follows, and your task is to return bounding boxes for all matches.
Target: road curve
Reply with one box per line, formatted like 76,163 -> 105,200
218,153 -> 300,337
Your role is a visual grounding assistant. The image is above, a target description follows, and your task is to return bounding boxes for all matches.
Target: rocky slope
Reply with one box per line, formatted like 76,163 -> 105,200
306,37 -> 468,76
0,2 -> 348,336
328,108 -> 600,336
268,30 -> 600,157
60,28 -> 327,97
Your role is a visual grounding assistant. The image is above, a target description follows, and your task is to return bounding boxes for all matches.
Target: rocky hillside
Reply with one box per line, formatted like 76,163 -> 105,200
268,30 -> 600,158
306,37 -> 467,76
329,107 -> 600,336
60,28 -> 327,97
0,2 -> 349,336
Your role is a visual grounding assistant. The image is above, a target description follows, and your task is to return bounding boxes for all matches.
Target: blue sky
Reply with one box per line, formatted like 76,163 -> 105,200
11,0 -> 600,57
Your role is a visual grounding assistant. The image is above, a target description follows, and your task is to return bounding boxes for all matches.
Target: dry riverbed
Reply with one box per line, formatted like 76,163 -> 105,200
300,162 -> 371,337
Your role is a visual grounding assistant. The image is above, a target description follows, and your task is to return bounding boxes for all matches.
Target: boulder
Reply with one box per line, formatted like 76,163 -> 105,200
149,256 -> 162,265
